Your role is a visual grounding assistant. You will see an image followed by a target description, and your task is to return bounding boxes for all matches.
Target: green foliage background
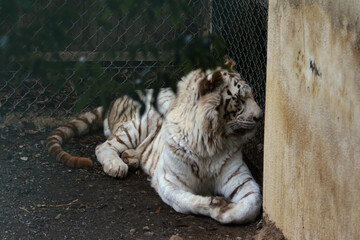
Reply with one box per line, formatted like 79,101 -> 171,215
0,0 -> 226,113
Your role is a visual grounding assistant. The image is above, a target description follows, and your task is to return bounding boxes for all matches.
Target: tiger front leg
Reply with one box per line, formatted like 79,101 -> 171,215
213,158 -> 262,224
157,175 -> 258,224
95,141 -> 129,178
209,192 -> 262,224
154,169 -> 244,224
155,169 -> 216,217
96,124 -> 141,178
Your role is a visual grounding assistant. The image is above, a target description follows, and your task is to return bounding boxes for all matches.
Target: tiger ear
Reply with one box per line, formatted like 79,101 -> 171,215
225,59 -> 234,69
199,70 -> 224,96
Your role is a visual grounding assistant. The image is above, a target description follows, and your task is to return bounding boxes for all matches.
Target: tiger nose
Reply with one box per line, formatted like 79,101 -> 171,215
253,109 -> 263,122
253,116 -> 262,122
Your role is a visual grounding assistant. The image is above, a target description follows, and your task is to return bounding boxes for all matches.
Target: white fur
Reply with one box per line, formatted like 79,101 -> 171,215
96,68 -> 263,224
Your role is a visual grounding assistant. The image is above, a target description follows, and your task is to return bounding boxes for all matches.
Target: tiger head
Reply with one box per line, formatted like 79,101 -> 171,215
165,60 -> 263,156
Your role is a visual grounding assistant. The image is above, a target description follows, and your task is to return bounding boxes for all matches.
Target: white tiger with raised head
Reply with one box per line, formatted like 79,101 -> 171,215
47,60 -> 263,224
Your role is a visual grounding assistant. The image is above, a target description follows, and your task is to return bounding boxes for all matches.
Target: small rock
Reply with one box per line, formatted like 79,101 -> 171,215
143,226 -> 150,231
169,234 -> 183,240
25,129 -> 39,135
38,127 -> 46,132
154,207 -> 161,214
144,231 -> 154,236
20,157 -> 28,161
129,228 -> 136,235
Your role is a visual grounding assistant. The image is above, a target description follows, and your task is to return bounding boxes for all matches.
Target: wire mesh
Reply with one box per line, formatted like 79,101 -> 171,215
212,0 -> 268,108
0,0 -> 268,175
0,0 -> 206,118
211,0 -> 268,178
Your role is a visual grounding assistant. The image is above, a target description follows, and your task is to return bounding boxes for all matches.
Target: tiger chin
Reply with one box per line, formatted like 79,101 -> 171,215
47,60 -> 263,224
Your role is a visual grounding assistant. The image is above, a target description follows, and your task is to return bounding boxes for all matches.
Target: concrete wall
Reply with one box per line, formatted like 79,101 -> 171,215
263,0 -> 360,239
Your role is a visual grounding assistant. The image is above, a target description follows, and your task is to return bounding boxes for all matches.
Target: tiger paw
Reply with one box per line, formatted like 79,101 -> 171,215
102,158 -> 128,178
121,149 -> 140,170
209,196 -> 236,224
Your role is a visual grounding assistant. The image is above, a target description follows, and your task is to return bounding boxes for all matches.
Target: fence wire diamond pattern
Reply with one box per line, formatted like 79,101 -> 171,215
0,0 -> 267,174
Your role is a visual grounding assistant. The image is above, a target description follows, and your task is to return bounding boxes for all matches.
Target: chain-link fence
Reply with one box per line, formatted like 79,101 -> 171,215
212,0 -> 268,109
0,0 -> 207,118
212,0 -> 268,179
0,0 -> 268,177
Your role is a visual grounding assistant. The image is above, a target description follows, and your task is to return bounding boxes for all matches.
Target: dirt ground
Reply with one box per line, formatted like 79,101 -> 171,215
0,120 -> 284,240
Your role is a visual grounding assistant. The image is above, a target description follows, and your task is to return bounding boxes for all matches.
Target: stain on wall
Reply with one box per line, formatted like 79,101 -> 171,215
263,0 -> 360,239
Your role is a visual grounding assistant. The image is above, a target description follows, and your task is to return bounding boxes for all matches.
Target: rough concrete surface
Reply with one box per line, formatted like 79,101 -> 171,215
264,0 -> 360,239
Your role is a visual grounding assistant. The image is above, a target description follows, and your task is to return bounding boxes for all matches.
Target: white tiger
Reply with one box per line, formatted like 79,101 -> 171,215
47,60 -> 263,224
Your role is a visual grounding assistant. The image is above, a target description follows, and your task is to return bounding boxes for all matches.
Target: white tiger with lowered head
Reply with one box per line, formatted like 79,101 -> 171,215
47,60 -> 263,224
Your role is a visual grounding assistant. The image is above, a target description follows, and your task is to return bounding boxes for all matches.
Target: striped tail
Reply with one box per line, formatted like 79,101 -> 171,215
46,107 -> 104,168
